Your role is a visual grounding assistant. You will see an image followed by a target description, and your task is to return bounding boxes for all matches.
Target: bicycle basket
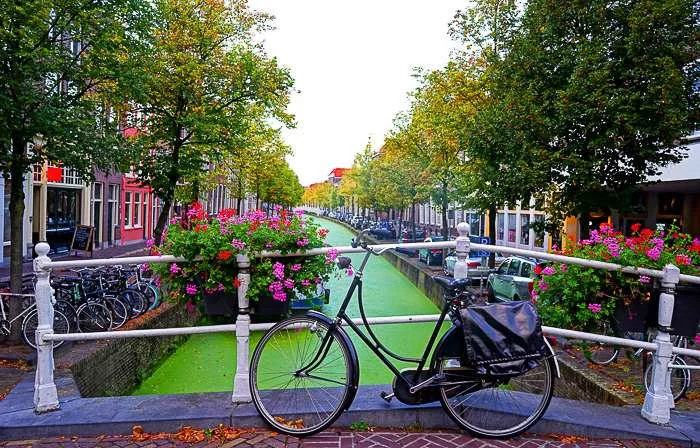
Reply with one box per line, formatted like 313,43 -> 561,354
459,300 -> 548,377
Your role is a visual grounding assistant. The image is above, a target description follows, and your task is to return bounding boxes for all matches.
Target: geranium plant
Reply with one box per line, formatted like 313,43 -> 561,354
533,223 -> 700,332
151,203 -> 338,308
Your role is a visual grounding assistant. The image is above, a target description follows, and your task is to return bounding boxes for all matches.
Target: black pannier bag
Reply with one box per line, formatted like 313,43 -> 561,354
459,300 -> 548,377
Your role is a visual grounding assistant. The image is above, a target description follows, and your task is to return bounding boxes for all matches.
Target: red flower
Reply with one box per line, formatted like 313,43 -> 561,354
150,248 -> 161,256
673,232 -> 679,239
233,278 -> 241,288
640,228 -> 654,239
217,250 -> 233,261
534,265 -> 543,275
194,224 -> 208,232
217,208 -> 236,221
631,223 -> 641,233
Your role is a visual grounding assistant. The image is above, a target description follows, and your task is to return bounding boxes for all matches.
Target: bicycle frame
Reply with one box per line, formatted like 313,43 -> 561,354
0,293 -> 37,328
298,248 -> 451,389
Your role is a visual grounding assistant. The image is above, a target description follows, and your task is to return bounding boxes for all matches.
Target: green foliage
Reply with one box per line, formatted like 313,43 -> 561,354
534,223 -> 700,332
151,206 -> 337,305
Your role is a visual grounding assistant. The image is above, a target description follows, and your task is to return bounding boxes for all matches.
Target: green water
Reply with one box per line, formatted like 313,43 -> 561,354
132,217 -> 445,395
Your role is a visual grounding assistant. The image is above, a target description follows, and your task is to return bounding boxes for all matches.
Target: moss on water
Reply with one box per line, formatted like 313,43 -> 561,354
132,217 -> 445,395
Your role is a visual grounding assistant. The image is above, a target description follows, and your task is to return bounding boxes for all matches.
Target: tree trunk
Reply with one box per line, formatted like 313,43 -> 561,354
8,134 -> 27,342
153,136 -> 181,245
397,208 -> 403,241
441,184 -> 449,240
153,194 -> 173,246
411,200 -> 416,242
488,204 -> 497,268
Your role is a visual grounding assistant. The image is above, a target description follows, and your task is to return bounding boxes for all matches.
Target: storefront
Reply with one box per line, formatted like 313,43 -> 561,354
121,175 -> 153,243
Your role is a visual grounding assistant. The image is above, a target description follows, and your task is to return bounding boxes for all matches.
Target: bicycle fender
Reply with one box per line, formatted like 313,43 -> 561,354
305,311 -> 360,409
543,337 -> 560,378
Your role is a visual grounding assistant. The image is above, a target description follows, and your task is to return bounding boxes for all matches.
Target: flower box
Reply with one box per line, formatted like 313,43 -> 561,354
203,290 -> 238,317
251,293 -> 290,323
648,284 -> 700,337
612,299 -> 652,334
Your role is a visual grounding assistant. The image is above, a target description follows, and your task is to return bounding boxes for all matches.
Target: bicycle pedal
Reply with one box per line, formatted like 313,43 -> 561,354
380,391 -> 394,403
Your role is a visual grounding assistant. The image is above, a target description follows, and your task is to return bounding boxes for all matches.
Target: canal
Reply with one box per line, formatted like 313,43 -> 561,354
133,217 -> 445,395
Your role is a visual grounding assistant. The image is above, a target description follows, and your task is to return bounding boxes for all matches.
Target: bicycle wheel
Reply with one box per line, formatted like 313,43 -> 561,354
137,284 -> 159,311
21,309 -> 71,349
250,315 -> 354,436
438,351 -> 555,437
76,302 -> 113,332
103,297 -> 129,329
644,356 -> 691,401
585,322 -> 619,365
120,289 -> 148,317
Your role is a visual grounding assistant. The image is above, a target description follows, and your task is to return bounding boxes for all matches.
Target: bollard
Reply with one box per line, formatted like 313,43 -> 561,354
33,242 -> 60,413
232,254 -> 252,403
641,264 -> 679,424
453,222 -> 471,281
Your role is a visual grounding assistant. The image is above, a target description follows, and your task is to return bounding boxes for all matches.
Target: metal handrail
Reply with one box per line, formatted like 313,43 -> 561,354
28,220 -> 700,427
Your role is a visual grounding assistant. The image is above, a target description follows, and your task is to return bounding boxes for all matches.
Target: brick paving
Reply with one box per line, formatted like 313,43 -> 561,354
0,428 -> 683,448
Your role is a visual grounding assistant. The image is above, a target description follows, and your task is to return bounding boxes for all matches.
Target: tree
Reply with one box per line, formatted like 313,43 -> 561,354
0,0 -> 144,337
258,158 -> 303,208
499,0 -> 699,236
119,0 -> 294,244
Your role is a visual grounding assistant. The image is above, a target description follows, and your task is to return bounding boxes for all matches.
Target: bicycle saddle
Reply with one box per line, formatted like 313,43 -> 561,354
433,275 -> 471,293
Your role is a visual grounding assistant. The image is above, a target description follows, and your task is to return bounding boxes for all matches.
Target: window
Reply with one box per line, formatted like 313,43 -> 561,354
534,214 -> 545,248
497,260 -> 510,275
125,192 -> 132,227
507,259 -> 521,276
508,214 -> 516,243
134,192 -> 142,227
497,213 -> 505,241
521,262 -> 532,278
520,215 -> 530,245
469,213 -> 482,236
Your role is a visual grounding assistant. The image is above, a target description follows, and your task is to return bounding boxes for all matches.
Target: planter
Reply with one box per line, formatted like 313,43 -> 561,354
251,293 -> 290,323
648,284 -> 700,337
203,290 -> 238,317
612,299 -> 652,334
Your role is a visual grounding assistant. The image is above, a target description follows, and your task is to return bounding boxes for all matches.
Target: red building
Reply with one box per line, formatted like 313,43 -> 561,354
328,168 -> 350,187
120,173 -> 155,243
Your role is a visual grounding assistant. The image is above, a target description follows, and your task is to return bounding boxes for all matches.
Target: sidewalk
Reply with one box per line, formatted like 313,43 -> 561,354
0,427 -> 684,447
0,241 -> 148,281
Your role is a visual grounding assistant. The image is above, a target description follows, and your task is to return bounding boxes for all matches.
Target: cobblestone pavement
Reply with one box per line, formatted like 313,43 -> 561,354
0,428 -> 683,448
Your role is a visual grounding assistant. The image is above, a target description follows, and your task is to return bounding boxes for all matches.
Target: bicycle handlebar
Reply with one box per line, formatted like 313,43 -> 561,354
351,228 -> 371,248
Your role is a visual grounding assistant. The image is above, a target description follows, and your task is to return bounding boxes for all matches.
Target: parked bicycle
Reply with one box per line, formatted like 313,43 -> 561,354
250,230 -> 557,438
0,292 -> 70,348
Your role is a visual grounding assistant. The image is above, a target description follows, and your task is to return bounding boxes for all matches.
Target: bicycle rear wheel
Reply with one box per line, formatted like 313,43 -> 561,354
120,289 -> 148,317
250,315 -> 354,436
103,297 -> 129,329
438,352 -> 555,438
584,322 -> 620,365
21,309 -> 71,349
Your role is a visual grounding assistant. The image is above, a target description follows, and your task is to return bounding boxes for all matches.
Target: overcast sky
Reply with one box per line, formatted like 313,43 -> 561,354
248,1 -> 465,186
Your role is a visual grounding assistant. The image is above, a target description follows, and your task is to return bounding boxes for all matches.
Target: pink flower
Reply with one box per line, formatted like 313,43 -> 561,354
646,247 -> 661,261
346,268 -> 354,277
639,275 -> 651,284
325,248 -> 339,264
675,254 -> 692,266
587,303 -> 602,313
170,216 -> 181,225
140,263 -> 150,272
185,284 -> 197,295
283,278 -> 295,289
694,334 -> 700,345
169,263 -> 181,274
296,238 -> 309,247
314,277 -> 322,284
542,266 -> 556,276
538,280 -> 548,292
231,239 -> 246,250
272,262 -> 285,280
145,239 -> 154,248
301,279 -> 311,287
560,264 -> 568,272
291,264 -> 302,272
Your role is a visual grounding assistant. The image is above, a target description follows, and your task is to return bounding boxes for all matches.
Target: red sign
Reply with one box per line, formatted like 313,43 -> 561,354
123,127 -> 138,138
46,166 -> 62,182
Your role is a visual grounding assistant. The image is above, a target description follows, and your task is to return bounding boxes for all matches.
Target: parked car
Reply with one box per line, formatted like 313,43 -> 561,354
418,236 -> 447,266
443,251 -> 506,282
395,228 -> 426,257
486,256 -> 543,302
370,221 -> 395,240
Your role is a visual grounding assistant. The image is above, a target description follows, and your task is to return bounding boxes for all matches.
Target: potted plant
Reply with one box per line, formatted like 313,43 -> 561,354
532,223 -> 700,336
151,203 -> 338,321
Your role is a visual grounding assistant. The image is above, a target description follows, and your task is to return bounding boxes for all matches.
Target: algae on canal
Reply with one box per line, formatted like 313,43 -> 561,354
133,217 -> 446,395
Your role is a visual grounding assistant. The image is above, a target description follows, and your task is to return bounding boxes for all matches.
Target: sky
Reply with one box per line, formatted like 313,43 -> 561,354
248,0 -> 466,186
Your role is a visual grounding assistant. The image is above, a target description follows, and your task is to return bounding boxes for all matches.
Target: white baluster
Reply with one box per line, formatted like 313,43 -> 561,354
33,242 -> 59,412
232,254 -> 252,403
453,222 -> 471,280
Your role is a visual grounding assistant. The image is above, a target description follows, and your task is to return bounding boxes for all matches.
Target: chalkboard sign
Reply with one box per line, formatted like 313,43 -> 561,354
71,225 -> 94,256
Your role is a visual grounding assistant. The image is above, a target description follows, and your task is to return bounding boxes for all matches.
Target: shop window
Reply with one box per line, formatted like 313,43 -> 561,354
534,214 -> 545,248
134,192 -> 142,227
658,193 -> 683,216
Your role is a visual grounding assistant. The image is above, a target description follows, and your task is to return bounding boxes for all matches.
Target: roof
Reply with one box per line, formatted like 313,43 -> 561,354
328,168 -> 351,178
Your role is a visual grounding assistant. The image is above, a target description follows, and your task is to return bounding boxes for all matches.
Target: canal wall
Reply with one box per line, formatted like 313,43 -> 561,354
68,303 -> 197,397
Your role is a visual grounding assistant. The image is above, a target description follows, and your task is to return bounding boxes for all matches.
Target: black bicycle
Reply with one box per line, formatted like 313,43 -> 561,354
250,230 -> 557,438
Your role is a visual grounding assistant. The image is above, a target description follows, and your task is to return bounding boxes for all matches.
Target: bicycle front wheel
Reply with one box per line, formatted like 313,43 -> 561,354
438,352 -> 555,438
250,315 -> 355,436
76,302 -> 113,332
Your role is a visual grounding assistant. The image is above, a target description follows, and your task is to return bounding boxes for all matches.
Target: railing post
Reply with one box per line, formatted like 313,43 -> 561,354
232,254 -> 252,403
33,242 -> 59,413
453,222 -> 471,280
641,263 -> 679,424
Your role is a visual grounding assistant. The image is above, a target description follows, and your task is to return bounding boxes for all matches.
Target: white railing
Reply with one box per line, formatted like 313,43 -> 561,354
30,221 -> 700,426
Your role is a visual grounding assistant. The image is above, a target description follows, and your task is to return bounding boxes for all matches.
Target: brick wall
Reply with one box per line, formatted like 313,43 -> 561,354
70,303 -> 197,397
